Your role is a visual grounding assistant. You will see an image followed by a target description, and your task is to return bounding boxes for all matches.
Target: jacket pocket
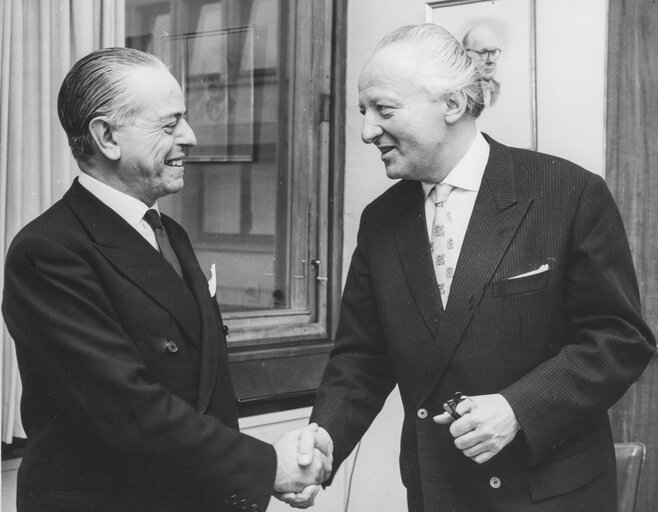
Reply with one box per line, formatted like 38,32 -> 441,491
491,269 -> 554,297
527,441 -> 614,501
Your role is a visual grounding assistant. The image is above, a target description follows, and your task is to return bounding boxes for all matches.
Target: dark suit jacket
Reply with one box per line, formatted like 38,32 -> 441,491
2,180 -> 276,512
311,137 -> 655,511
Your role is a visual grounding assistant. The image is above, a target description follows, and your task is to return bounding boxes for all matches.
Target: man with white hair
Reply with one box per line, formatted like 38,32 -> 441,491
282,23 -> 654,511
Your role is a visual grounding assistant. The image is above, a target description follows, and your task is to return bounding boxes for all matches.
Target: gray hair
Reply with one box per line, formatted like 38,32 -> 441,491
57,47 -> 166,161
374,24 -> 485,118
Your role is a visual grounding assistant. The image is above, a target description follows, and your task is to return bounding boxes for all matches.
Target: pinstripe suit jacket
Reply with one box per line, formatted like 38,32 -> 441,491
311,136 -> 655,511
2,180 -> 276,512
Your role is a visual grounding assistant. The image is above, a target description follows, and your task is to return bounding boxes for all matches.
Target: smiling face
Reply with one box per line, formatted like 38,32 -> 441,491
358,41 -> 451,182
112,65 -> 197,205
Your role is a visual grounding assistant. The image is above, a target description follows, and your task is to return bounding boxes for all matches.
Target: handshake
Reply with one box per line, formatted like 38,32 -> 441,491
272,423 -> 333,508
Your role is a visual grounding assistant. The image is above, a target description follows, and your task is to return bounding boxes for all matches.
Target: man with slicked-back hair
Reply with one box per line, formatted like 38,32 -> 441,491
2,47 -> 332,512
280,24 -> 655,512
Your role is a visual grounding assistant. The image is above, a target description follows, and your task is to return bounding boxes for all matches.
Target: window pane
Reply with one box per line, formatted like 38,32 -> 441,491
125,0 -> 303,317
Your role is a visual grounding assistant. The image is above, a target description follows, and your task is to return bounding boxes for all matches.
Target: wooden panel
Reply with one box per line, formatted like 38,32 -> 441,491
230,345 -> 331,405
610,356 -> 658,512
606,2 -> 658,512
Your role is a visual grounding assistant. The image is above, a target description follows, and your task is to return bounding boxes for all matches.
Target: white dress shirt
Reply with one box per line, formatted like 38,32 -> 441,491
78,173 -> 160,251
422,132 -> 490,276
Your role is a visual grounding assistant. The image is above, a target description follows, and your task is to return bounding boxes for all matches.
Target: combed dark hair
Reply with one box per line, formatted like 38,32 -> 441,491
374,24 -> 485,118
57,47 -> 165,161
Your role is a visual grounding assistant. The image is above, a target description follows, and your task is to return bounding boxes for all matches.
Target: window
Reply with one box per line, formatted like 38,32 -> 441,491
125,0 -> 344,408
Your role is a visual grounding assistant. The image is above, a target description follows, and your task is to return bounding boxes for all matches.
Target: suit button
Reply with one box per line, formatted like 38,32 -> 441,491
489,476 -> 501,488
417,408 -> 428,419
165,340 -> 179,353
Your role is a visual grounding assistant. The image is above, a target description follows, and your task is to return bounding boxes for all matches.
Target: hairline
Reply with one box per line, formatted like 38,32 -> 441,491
371,24 -> 485,117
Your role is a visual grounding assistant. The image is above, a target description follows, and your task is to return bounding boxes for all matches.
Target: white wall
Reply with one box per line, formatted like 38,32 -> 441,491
535,0 -> 608,175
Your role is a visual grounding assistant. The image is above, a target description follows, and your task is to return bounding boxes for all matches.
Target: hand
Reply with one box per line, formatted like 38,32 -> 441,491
433,393 -> 520,464
296,423 -> 333,467
274,484 -> 321,509
273,424 -> 333,494
273,424 -> 332,507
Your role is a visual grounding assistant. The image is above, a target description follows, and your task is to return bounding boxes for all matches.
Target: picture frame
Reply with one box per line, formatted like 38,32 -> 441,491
425,0 -> 537,150
160,27 -> 255,161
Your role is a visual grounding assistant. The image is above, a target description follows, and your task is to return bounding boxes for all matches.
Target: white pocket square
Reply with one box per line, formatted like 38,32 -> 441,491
208,263 -> 217,297
508,264 -> 549,280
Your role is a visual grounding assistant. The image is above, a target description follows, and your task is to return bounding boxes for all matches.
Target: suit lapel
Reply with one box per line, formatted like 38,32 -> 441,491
163,216 -> 222,412
64,181 -> 202,347
390,181 -> 445,339
419,139 -> 533,403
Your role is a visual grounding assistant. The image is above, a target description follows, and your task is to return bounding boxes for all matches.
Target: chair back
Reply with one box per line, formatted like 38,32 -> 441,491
615,442 -> 646,512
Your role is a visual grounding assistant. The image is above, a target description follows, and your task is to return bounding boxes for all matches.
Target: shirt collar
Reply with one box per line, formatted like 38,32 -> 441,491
422,132 -> 490,199
78,172 -> 160,228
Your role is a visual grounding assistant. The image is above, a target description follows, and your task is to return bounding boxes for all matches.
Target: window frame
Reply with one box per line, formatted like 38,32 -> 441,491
125,0 -> 347,410
230,0 -> 347,412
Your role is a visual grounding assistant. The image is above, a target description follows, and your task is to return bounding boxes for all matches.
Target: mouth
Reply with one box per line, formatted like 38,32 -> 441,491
378,146 -> 396,159
164,159 -> 184,168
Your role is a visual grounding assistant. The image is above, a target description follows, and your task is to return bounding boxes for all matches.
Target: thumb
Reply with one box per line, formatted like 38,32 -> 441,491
297,427 -> 316,467
433,411 -> 454,424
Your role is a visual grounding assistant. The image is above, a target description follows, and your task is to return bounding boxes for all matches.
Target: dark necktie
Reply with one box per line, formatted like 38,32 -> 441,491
143,209 -> 183,279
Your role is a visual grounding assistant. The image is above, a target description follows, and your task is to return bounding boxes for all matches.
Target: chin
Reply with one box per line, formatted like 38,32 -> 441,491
385,166 -> 411,181
165,179 -> 185,195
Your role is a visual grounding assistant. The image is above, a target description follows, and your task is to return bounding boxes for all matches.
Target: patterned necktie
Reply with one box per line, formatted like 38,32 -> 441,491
143,209 -> 183,279
430,184 -> 455,309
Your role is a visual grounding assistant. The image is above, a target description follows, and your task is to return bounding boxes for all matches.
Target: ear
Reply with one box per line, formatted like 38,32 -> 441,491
88,116 -> 121,161
444,92 -> 468,125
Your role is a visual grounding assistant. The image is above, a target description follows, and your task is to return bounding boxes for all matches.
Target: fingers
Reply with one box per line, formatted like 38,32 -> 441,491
314,448 -> 332,479
433,396 -> 474,424
297,424 -> 333,467
297,425 -> 317,467
313,426 -> 334,458
433,394 -> 520,464
273,425 -> 333,494
274,484 -> 321,509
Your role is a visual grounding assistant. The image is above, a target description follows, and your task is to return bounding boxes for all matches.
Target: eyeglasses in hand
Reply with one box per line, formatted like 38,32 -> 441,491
466,48 -> 502,61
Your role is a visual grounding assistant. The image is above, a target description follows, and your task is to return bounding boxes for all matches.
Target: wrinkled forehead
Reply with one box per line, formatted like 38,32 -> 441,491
125,65 -> 186,115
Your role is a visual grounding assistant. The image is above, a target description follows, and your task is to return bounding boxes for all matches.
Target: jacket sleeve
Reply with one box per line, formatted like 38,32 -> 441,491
501,173 -> 655,466
311,207 -> 397,473
2,234 -> 276,509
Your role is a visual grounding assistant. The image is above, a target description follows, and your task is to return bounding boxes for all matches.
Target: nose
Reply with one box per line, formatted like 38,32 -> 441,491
177,118 -> 197,147
361,114 -> 383,144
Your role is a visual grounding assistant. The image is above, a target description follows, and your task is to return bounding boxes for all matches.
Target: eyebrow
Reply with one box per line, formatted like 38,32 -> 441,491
160,111 -> 186,123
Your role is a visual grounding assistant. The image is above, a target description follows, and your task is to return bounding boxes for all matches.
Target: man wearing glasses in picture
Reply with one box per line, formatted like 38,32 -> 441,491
463,25 -> 502,107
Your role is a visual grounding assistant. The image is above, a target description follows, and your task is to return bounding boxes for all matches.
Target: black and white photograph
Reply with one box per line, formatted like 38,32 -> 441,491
1,1 -> 655,512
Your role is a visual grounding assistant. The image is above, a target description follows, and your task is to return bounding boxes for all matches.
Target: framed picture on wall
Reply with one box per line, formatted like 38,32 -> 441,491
160,27 -> 254,161
426,0 -> 537,150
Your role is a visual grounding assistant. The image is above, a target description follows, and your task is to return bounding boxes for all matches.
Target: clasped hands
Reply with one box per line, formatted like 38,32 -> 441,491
272,423 -> 333,508
433,393 -> 520,464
